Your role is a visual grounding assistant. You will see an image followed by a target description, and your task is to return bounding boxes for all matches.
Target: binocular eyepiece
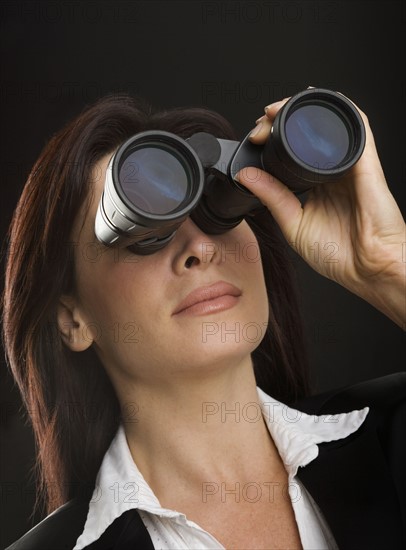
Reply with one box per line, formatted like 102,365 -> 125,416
95,88 -> 365,254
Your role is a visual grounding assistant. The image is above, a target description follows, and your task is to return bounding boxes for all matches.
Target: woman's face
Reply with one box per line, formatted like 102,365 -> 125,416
60,154 -> 269,390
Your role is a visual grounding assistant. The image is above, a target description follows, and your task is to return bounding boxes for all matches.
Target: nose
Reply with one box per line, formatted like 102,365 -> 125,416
171,218 -> 222,275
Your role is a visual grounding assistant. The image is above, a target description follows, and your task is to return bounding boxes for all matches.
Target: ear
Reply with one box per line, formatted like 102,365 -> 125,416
57,295 -> 94,352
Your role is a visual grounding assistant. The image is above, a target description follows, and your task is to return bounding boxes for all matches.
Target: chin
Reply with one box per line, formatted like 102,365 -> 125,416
179,338 -> 261,374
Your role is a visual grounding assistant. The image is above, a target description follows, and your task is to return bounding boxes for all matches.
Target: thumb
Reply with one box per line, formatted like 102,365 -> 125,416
236,166 -> 303,243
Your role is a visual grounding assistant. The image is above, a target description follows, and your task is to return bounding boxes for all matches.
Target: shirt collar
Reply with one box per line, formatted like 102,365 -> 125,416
256,387 -> 369,476
73,388 -> 369,549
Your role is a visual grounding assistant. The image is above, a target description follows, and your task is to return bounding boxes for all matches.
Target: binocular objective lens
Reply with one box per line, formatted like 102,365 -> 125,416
285,104 -> 350,169
119,146 -> 190,215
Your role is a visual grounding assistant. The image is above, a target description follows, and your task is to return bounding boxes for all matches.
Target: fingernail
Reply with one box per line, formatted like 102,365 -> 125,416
307,85 -> 315,89
264,99 -> 284,112
255,115 -> 265,124
249,122 -> 263,137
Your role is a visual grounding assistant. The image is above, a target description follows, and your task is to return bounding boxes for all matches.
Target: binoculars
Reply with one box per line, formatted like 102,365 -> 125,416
95,88 -> 365,254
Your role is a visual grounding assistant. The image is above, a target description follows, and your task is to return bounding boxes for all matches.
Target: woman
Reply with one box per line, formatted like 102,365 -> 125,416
3,92 -> 405,549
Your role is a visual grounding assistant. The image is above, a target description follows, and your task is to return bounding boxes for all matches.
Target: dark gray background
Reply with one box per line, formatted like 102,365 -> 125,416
0,0 -> 405,546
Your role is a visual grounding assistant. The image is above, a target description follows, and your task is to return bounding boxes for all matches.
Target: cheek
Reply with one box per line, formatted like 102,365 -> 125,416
229,221 -> 261,257
226,222 -> 267,289
232,224 -> 270,324
74,255 -> 177,378
74,258 -> 147,346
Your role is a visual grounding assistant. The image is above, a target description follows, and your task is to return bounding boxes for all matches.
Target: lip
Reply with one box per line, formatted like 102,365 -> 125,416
172,281 -> 242,316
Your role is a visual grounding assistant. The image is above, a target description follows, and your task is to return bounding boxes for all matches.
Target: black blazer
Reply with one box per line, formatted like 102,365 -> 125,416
5,373 -> 406,550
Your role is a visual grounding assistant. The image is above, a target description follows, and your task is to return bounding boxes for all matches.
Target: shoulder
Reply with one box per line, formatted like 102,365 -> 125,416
295,374 -> 406,546
294,372 -> 406,492
293,371 -> 406,415
5,500 -> 154,550
4,497 -> 89,550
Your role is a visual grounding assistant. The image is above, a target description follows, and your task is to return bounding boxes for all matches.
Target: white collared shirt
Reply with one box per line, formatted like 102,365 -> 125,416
73,388 -> 369,550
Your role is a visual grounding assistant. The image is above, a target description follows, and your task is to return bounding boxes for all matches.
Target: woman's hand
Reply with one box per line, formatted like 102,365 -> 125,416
236,96 -> 406,329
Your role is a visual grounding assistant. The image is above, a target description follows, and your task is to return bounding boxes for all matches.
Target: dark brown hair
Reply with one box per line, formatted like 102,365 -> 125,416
2,95 -> 310,517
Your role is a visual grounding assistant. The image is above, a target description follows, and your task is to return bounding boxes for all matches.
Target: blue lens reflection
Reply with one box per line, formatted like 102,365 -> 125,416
285,105 -> 349,169
119,147 -> 189,214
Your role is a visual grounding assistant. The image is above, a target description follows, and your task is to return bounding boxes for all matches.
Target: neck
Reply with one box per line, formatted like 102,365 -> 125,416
118,356 -> 284,505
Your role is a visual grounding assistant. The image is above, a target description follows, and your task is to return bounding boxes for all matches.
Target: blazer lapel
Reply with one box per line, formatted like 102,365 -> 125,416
85,509 -> 154,550
296,409 -> 404,549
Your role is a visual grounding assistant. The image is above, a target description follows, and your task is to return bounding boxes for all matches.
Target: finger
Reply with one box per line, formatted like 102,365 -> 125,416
248,117 -> 272,144
263,97 -> 290,122
353,110 -> 387,180
250,97 -> 291,144
235,166 -> 303,243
